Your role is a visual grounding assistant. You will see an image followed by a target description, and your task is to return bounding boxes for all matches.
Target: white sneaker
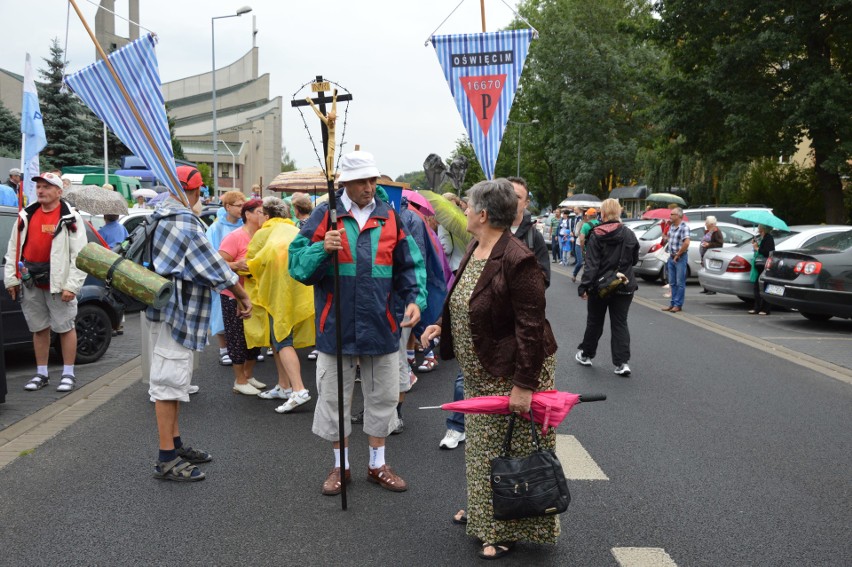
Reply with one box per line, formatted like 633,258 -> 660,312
439,429 -> 466,449
247,377 -> 267,390
614,364 -> 631,376
219,353 -> 233,366
258,385 -> 292,400
267,348 -> 274,356
662,284 -> 670,290
275,389 -> 311,413
256,353 -> 265,362
575,351 -> 592,366
233,382 -> 261,396
188,385 -> 200,395
307,350 -> 319,360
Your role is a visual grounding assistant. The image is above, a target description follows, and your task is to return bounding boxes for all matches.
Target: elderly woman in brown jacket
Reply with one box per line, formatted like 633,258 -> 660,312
421,178 -> 558,561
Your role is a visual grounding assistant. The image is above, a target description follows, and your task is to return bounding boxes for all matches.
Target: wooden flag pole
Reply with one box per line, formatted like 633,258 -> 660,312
67,0 -> 188,208
480,0 -> 487,32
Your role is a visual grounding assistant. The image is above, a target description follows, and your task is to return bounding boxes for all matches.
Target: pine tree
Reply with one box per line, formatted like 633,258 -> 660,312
38,38 -> 97,168
0,100 -> 19,152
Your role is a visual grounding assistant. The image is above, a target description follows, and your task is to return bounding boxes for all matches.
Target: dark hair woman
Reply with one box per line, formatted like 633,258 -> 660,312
421,178 -> 558,561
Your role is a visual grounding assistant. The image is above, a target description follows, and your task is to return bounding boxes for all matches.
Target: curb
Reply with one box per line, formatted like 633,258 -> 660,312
0,356 -> 142,470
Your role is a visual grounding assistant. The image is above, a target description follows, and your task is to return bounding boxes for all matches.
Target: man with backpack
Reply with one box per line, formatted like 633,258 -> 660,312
145,166 -> 252,482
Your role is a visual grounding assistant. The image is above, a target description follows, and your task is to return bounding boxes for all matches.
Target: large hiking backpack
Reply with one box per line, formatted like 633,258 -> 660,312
113,210 -> 198,271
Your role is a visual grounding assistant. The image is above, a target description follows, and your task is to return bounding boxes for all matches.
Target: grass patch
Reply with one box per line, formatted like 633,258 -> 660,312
19,448 -> 35,457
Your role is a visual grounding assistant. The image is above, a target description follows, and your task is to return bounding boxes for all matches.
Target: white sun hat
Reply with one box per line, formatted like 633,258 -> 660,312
337,150 -> 380,183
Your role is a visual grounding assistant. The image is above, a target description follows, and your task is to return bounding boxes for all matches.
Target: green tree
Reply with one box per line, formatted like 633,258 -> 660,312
651,0 -> 852,223
197,163 -> 214,189
448,136 -> 485,192
0,101 -> 19,151
38,39 -> 97,168
280,146 -> 296,172
738,160 -> 824,225
395,170 -> 428,189
514,0 -> 662,205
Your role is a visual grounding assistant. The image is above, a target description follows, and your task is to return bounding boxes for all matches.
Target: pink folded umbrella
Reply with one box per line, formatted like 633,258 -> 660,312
403,189 -> 436,215
429,390 -> 581,434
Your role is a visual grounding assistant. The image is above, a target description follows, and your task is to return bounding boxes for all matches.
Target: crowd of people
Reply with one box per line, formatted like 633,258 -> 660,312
4,156 -> 712,561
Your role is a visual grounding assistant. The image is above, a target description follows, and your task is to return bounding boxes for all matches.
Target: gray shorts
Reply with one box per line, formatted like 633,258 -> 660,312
21,286 -> 77,333
145,318 -> 193,403
398,326 -> 413,393
312,352 -> 398,441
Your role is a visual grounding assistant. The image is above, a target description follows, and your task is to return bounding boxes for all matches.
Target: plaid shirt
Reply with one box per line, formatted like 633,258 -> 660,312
668,222 -> 690,259
146,198 -> 238,351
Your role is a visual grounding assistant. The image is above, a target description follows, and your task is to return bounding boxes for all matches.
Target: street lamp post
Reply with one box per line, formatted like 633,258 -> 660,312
513,119 -> 539,177
212,6 -> 252,197
218,140 -> 237,189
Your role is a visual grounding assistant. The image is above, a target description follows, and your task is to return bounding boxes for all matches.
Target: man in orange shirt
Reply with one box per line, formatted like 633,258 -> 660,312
4,172 -> 87,392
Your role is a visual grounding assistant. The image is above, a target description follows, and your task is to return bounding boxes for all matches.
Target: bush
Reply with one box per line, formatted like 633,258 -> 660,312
737,160 -> 824,225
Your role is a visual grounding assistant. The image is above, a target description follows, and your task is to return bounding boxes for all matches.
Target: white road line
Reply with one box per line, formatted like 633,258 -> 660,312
612,547 -> 679,567
555,434 -> 609,480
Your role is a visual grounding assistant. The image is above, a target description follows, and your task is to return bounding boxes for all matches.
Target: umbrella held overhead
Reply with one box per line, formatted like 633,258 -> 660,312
731,209 -> 789,231
64,185 -> 129,216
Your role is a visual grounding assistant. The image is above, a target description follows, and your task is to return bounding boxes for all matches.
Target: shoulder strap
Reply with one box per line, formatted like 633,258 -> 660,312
525,226 -> 535,250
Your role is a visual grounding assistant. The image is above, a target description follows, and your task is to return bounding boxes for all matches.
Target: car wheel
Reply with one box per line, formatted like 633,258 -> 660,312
75,303 -> 113,364
801,312 -> 833,322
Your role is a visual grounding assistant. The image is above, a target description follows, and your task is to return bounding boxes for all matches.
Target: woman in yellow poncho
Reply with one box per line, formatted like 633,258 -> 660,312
245,197 -> 316,414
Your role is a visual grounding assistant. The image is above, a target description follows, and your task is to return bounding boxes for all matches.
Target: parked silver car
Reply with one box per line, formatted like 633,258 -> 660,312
634,221 -> 755,282
698,225 -> 851,301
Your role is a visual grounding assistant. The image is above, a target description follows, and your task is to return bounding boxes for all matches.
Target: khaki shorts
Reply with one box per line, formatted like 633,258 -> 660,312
21,286 -> 77,333
398,326 -> 413,393
312,352 -> 398,441
145,318 -> 193,403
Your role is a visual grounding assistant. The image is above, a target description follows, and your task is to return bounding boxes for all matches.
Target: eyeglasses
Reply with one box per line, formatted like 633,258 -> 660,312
229,202 -> 245,208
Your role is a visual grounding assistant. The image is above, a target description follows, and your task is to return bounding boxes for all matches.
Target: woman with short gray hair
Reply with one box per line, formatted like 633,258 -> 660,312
699,215 -> 723,295
421,178 -> 559,560
262,196 -> 290,219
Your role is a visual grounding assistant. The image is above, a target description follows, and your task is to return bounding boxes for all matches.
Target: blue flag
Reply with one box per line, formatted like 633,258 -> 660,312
431,30 -> 534,180
21,53 -> 47,204
65,34 -> 184,202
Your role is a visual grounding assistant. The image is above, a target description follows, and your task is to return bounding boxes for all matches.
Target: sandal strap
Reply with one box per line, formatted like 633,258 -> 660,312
29,375 -> 48,384
59,375 -> 75,385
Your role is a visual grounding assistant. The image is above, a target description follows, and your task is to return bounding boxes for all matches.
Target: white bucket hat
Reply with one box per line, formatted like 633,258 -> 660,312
338,150 -> 380,183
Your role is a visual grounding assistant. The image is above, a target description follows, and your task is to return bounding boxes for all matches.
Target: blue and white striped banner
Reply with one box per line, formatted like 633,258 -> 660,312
65,34 -> 182,200
432,29 -> 534,180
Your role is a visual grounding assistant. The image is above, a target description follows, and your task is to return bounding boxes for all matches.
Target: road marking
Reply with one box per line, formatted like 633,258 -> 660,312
762,336 -> 852,341
627,294 -> 852,387
555,434 -> 609,480
612,547 -> 679,566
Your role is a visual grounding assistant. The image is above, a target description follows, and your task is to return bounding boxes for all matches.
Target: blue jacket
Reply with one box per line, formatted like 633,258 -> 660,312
288,190 -> 427,355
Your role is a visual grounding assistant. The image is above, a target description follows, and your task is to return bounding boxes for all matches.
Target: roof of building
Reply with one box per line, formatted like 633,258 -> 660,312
181,140 -> 246,158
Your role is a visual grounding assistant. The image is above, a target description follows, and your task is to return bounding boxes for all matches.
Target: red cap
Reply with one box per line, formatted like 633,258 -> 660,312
176,165 -> 203,191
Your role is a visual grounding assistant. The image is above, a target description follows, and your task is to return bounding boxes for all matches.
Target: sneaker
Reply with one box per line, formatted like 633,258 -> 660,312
56,375 -> 76,392
307,349 -> 319,361
219,353 -> 233,366
247,377 -> 267,390
258,385 -> 292,400
662,284 -> 670,290
614,364 -> 631,377
267,348 -> 274,356
176,445 -> 212,464
275,389 -> 311,413
663,291 -> 672,298
256,353 -> 265,362
388,413 -> 404,435
575,351 -> 592,366
233,382 -> 261,396
188,385 -> 200,395
439,429 -> 466,449
354,365 -> 361,383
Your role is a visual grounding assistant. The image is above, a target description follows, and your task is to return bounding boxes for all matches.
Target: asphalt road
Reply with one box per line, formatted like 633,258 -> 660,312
0,270 -> 849,566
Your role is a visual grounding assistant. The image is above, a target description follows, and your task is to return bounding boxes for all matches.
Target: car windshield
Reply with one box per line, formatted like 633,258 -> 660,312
641,224 -> 663,240
802,229 -> 852,252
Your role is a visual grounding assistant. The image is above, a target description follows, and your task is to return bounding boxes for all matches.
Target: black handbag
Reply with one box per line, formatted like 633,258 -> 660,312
490,411 -> 570,521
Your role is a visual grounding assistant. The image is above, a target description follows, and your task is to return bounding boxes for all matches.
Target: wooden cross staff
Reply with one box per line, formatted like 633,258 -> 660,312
290,76 -> 353,511
291,76 -> 353,182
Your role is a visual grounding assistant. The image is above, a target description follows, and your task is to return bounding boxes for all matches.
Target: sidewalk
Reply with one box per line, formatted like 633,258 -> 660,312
0,312 -> 143,431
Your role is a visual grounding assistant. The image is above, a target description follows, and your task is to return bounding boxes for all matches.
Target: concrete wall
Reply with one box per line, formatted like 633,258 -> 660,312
0,71 -> 22,116
162,49 -> 258,102
169,75 -> 270,123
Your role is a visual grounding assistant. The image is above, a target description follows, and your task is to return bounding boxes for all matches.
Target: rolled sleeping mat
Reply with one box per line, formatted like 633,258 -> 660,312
75,243 -> 174,309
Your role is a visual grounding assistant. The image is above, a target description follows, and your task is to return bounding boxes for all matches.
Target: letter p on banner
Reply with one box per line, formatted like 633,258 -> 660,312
431,30 -> 534,180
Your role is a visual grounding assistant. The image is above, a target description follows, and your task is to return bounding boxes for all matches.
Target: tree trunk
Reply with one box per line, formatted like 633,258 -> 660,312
813,149 -> 846,224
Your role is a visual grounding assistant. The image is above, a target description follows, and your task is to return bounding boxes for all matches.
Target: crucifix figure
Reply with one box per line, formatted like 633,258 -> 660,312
291,76 -> 353,182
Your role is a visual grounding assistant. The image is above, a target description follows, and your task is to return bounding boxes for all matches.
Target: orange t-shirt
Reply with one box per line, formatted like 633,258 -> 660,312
23,206 -> 61,263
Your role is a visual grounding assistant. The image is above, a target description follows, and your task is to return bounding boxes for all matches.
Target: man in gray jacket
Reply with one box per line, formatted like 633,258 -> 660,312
4,172 -> 87,392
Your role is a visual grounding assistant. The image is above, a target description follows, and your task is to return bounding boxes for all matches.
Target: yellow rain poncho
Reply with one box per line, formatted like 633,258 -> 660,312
244,217 -> 315,349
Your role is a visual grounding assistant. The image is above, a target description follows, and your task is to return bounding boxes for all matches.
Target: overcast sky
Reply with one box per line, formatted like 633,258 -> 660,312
0,0 -> 519,178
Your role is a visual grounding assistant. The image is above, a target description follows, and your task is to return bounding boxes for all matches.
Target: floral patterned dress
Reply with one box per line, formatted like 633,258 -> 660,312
450,257 -> 559,545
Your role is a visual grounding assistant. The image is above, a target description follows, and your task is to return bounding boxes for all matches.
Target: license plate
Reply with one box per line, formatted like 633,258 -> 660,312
765,284 -> 785,296
709,259 -> 722,269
